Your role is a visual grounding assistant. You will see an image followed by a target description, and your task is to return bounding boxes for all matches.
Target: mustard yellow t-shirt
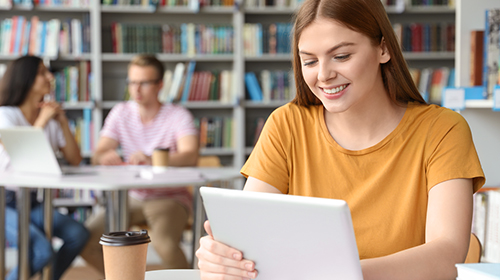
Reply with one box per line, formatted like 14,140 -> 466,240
241,102 -> 485,259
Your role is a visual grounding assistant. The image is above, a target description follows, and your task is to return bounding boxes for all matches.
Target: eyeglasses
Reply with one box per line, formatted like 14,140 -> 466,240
126,79 -> 160,88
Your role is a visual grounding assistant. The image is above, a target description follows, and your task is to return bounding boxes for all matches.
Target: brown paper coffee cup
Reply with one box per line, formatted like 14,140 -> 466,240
100,230 -> 151,280
151,148 -> 169,173
152,148 -> 169,166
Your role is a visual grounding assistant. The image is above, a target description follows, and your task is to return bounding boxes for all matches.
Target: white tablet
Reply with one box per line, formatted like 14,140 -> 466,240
200,187 -> 363,280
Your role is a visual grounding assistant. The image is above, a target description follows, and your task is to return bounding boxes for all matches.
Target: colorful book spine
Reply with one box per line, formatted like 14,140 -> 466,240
483,9 -> 500,99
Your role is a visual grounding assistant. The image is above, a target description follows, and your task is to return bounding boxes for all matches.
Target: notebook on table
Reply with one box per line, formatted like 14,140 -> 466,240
199,187 -> 363,280
0,127 -> 93,176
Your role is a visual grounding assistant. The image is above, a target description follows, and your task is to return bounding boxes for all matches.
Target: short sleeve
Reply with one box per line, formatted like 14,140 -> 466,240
100,103 -> 124,142
0,107 -> 20,128
426,111 -> 485,193
240,107 -> 290,194
173,106 -> 198,139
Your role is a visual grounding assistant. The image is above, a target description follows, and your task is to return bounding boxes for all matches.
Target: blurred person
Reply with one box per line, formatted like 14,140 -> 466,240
0,55 -> 89,280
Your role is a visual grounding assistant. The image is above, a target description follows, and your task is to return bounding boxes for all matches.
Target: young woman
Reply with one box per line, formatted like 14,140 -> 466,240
0,55 -> 89,280
195,0 -> 485,279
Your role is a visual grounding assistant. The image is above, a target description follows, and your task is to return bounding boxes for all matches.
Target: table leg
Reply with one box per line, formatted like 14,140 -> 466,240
118,190 -> 129,231
17,188 -> 30,280
104,190 -> 129,233
0,186 -> 5,279
42,189 -> 53,280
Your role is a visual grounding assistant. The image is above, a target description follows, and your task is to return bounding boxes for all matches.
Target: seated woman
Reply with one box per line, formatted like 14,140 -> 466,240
195,0 -> 485,279
0,55 -> 90,280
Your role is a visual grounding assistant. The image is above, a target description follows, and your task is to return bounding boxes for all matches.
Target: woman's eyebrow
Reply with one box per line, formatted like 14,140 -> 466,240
299,42 -> 355,56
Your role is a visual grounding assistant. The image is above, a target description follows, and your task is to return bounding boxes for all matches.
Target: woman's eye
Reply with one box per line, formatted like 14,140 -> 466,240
302,60 -> 317,66
334,54 -> 351,60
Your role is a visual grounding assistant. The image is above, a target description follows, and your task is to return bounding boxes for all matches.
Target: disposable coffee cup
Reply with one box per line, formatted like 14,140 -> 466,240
100,230 -> 151,280
151,148 -> 169,173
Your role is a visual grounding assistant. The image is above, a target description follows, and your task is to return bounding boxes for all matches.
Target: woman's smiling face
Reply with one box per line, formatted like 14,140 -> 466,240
298,17 -> 390,114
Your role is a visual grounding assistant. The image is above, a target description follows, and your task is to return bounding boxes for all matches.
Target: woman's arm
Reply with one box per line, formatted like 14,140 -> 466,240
58,112 -> 82,166
361,178 -> 473,280
196,177 -> 280,280
34,102 -> 81,166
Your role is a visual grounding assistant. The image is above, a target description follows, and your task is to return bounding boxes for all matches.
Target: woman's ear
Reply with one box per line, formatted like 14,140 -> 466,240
379,37 -> 391,64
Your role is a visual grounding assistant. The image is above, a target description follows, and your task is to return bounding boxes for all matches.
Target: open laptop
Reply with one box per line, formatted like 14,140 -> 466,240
0,127 -> 92,176
199,187 -> 363,280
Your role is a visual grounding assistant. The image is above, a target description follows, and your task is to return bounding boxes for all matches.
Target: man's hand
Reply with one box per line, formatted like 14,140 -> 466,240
99,150 -> 124,165
128,151 -> 151,165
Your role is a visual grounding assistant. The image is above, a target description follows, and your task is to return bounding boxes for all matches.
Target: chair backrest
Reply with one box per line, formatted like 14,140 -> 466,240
465,233 -> 482,263
197,155 -> 222,167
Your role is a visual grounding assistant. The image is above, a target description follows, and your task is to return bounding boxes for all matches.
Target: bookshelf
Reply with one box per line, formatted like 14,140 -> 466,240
0,0 -> 460,171
454,0 -> 500,186
454,0 -> 500,264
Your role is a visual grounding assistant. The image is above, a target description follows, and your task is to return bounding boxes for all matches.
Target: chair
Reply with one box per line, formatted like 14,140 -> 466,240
196,155 -> 222,168
465,233 -> 482,263
130,156 -> 222,268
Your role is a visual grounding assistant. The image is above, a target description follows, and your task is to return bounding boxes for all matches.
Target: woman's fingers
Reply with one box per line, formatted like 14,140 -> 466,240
198,259 -> 257,279
197,235 -> 257,279
204,220 -> 213,236
199,235 -> 246,263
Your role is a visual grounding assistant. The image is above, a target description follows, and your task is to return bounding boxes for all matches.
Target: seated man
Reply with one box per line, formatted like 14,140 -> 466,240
80,54 -> 199,275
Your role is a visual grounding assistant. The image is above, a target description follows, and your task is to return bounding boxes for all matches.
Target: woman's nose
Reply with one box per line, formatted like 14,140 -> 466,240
317,61 -> 336,82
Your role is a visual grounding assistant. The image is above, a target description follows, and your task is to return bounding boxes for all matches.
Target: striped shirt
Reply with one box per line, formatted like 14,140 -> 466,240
101,101 -> 198,209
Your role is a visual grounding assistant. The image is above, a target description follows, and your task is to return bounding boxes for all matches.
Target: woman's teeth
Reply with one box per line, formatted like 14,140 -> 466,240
323,84 -> 347,94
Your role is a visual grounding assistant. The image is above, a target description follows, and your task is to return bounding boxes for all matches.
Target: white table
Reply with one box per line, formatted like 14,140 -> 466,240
0,165 -> 241,280
145,269 -> 201,280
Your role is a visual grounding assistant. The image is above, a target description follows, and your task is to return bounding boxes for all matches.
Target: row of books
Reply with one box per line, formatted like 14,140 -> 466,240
481,9 -> 500,99
110,23 -> 234,55
102,0 -> 154,6
393,22 -> 456,53
243,22 -> 292,56
465,9 -> 500,100
409,67 -> 455,104
110,23 -> 162,54
250,116 -> 265,146
35,0 -> 90,6
243,0 -> 304,8
195,116 -> 233,149
198,0 -> 233,7
408,0 -> 454,5
53,188 -> 96,203
51,61 -> 92,103
54,189 -> 95,223
245,70 -> 296,102
68,108 -> 94,155
0,15 -> 90,57
158,61 -> 236,104
382,0 -> 455,6
472,188 -> 500,263
0,0 -> 89,6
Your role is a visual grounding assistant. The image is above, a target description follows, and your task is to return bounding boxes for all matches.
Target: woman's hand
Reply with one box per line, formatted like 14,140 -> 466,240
34,101 -> 62,128
196,220 -> 258,280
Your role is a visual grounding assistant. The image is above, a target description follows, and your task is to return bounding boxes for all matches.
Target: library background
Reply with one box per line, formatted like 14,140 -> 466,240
0,0 -> 499,278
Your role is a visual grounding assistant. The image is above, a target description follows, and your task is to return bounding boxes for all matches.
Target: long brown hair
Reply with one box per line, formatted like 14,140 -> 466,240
290,0 -> 425,106
0,55 -> 42,106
